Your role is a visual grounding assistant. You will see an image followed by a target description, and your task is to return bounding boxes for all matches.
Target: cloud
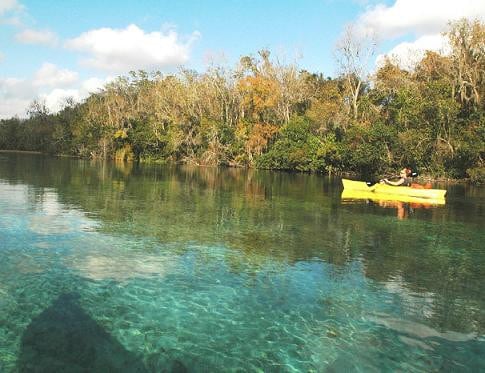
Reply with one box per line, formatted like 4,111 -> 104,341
0,63 -> 113,118
0,97 -> 31,118
355,0 -> 485,71
376,34 -> 450,70
0,76 -> 102,119
81,76 -> 112,94
15,28 -> 59,46
40,76 -> 113,113
65,24 -> 200,72
0,15 -> 21,26
0,77 -> 33,99
0,0 -> 24,27
33,63 -> 78,87
0,0 -> 22,15
358,0 -> 485,39
41,88 -> 82,111
0,77 -> 35,118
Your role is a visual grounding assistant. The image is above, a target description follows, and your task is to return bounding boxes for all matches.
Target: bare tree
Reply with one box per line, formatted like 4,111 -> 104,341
335,23 -> 377,120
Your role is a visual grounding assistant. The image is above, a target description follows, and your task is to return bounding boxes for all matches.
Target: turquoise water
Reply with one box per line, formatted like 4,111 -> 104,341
0,153 -> 484,372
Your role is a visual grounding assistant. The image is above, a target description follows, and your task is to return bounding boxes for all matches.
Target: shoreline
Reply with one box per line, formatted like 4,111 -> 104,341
0,149 -> 474,184
0,150 -> 43,154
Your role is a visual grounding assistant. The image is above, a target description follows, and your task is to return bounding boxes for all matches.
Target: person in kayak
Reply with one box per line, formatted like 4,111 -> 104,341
380,168 -> 413,186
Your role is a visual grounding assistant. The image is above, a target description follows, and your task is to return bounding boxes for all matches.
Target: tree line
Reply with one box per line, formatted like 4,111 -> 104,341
1,19 -> 483,182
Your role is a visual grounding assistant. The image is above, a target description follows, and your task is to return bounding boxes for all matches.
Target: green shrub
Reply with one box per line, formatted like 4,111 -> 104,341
256,117 -> 326,172
467,166 -> 485,184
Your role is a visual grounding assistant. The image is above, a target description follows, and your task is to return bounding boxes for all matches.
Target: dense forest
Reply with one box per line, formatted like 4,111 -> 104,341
1,19 -> 484,182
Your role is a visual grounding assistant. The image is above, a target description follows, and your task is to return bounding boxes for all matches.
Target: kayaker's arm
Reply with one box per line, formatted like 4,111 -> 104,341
380,178 -> 405,186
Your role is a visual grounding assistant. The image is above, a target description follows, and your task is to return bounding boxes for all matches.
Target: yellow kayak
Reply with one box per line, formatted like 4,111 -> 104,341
341,189 -> 446,205
342,179 -> 446,201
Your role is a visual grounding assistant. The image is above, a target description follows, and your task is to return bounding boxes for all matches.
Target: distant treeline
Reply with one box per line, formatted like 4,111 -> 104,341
1,19 -> 483,181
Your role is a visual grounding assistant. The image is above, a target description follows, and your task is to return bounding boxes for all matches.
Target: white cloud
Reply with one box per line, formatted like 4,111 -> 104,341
356,0 -> 485,70
0,0 -> 23,27
40,76 -> 113,113
0,0 -> 22,15
33,63 -> 78,87
41,88 -> 81,111
65,24 -> 200,72
0,77 -> 35,118
0,97 -> 31,118
0,15 -> 21,26
0,77 -> 33,99
15,28 -> 59,46
81,76 -> 112,93
0,62 -> 114,118
358,0 -> 485,39
376,34 -> 450,70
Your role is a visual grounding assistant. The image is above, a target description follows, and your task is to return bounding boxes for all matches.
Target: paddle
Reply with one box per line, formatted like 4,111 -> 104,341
366,171 -> 418,187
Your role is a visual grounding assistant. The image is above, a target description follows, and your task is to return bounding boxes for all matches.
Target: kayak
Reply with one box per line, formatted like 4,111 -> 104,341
342,179 -> 447,200
341,189 -> 446,205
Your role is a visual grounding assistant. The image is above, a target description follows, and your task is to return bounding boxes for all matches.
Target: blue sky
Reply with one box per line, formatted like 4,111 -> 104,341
2,0 -> 372,76
1,0 -> 484,117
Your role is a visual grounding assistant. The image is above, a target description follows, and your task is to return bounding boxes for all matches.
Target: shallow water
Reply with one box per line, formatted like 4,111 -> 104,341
0,153 -> 484,372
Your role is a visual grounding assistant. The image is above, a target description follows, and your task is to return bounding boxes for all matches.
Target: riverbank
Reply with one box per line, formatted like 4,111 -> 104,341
0,150 -> 42,154
1,149 -> 480,184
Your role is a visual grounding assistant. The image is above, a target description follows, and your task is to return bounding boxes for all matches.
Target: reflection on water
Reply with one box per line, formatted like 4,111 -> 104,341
341,188 -> 446,220
66,246 -> 177,281
368,314 -> 478,342
0,152 -> 484,371
342,198 -> 439,220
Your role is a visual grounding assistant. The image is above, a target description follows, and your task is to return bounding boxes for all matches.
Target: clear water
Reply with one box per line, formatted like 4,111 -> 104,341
0,153 -> 484,372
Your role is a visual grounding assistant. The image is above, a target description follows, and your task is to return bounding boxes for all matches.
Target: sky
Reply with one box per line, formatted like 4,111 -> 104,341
1,0 -> 484,118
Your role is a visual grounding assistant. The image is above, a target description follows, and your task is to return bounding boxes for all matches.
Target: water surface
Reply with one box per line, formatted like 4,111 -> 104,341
0,153 -> 484,372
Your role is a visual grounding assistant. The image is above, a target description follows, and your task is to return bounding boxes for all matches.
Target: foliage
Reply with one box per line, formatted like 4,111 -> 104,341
256,117 -> 325,171
467,166 -> 485,184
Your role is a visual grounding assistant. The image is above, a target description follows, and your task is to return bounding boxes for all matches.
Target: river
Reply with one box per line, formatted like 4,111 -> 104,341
0,152 -> 483,371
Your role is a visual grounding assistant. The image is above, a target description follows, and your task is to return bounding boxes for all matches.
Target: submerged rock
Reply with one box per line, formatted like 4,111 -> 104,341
326,330 -> 339,338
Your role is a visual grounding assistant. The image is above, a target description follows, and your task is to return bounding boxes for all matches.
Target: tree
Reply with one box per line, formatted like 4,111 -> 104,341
335,23 -> 377,121
446,19 -> 485,110
304,73 -> 345,133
